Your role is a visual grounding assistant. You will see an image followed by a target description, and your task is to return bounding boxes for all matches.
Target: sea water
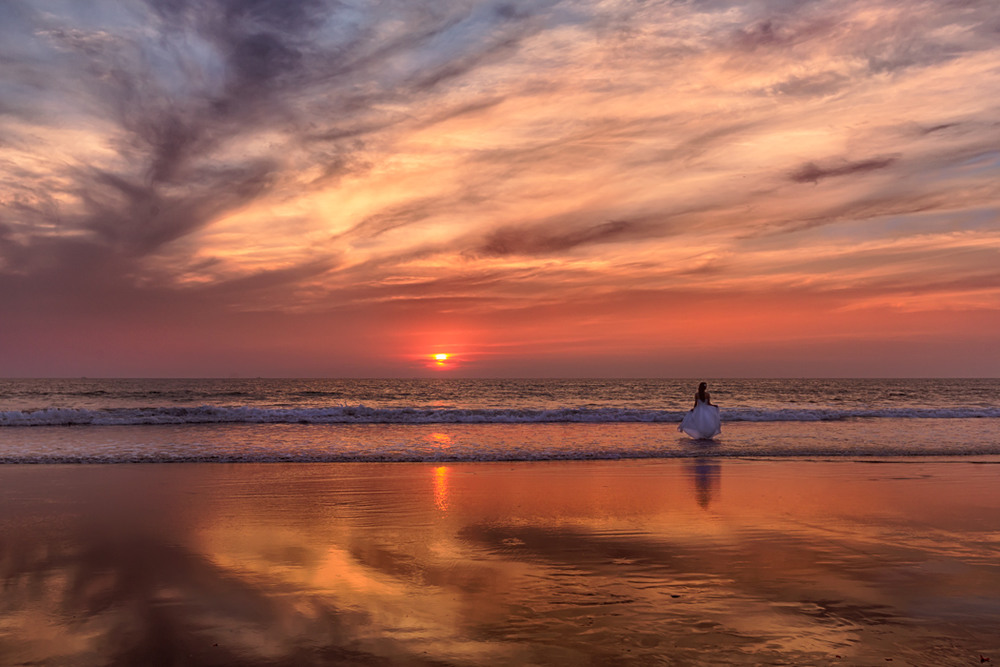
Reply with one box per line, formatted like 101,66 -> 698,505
1,378 -> 998,462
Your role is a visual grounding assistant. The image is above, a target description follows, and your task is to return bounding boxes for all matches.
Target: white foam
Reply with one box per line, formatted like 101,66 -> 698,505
3,405 -> 1000,427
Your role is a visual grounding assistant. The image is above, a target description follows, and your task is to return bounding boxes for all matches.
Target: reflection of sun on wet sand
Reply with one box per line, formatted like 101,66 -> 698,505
433,465 -> 451,512
2,460 -> 1000,665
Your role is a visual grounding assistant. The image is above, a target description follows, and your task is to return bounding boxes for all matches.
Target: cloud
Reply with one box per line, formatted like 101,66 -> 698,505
1,0 -> 999,375
476,219 -> 638,256
788,156 -> 900,184
769,70 -> 849,98
0,1 -> 564,275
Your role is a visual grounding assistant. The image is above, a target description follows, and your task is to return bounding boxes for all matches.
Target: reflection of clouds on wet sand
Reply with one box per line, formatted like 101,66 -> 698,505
0,530 -> 391,665
2,461 -> 1000,665
0,473 -> 518,665
457,522 -> 875,662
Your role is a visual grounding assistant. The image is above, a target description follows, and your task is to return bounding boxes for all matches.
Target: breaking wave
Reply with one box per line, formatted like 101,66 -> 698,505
3,405 -> 999,427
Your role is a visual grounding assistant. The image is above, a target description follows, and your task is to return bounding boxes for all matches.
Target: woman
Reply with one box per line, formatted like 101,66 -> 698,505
678,382 -> 721,439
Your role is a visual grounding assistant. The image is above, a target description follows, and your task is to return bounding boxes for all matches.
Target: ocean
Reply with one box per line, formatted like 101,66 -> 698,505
3,378 -> 1000,665
2,378 -> 999,463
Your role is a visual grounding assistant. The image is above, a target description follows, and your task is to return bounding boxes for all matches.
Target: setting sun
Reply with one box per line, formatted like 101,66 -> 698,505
429,352 -> 455,370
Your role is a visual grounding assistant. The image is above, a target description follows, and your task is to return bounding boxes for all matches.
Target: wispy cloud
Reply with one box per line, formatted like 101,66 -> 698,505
1,0 -> 998,375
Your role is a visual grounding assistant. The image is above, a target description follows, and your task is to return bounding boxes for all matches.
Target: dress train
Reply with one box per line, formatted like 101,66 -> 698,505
678,399 -> 721,439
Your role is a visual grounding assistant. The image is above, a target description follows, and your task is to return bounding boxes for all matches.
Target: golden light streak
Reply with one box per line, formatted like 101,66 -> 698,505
433,465 -> 451,513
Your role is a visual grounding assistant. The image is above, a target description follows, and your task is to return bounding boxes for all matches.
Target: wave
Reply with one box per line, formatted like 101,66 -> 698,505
2,405 -> 999,427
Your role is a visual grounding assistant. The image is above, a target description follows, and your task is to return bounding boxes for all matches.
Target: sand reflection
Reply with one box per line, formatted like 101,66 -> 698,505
433,465 -> 451,512
2,461 -> 1000,666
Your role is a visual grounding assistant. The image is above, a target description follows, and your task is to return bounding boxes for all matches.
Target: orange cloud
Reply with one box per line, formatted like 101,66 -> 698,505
1,0 -> 998,376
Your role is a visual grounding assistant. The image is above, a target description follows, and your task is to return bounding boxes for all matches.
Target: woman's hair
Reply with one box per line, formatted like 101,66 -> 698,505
698,382 -> 707,401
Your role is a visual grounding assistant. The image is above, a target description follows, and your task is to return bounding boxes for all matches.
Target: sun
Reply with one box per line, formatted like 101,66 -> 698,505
429,352 -> 454,370
422,349 -> 463,371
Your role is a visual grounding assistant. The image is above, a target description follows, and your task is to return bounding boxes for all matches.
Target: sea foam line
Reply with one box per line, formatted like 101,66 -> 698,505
2,405 -> 999,426
4,445 -> 1000,464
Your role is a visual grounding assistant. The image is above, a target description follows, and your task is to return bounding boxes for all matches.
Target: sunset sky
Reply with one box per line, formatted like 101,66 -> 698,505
1,0 -> 998,377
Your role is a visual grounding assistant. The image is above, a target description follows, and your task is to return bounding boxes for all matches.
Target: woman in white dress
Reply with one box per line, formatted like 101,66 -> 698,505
678,382 -> 721,439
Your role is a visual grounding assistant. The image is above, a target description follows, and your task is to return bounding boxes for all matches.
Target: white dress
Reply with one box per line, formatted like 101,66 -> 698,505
678,399 -> 721,439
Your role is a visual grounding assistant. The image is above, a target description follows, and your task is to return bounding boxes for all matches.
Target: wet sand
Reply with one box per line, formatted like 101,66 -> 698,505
1,458 -> 999,666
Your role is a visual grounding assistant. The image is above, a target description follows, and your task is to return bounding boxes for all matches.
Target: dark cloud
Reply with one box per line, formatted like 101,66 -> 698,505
0,0 -> 561,286
78,160 -> 277,254
733,20 -> 784,51
769,71 -> 849,98
920,122 -> 961,135
228,31 -> 303,84
724,0 -> 999,79
864,41 -> 962,75
477,219 -> 638,256
789,156 -> 899,184
730,13 -> 840,53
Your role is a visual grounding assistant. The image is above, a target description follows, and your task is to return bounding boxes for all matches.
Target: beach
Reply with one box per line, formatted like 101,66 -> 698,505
2,458 -> 999,666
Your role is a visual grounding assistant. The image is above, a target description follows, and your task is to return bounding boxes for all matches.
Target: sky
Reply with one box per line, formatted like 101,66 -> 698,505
1,0 -> 999,378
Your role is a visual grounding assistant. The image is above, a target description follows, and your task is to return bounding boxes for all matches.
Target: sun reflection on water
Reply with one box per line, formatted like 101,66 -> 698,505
428,432 -> 452,449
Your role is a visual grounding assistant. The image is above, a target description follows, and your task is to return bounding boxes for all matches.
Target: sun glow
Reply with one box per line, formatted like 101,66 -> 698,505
426,352 -> 455,370
417,346 -> 470,372
433,353 -> 452,370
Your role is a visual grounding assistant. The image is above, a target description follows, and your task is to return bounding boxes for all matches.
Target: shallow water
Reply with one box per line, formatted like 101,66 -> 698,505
1,460 -> 999,665
3,419 -> 1000,462
3,378 -> 999,462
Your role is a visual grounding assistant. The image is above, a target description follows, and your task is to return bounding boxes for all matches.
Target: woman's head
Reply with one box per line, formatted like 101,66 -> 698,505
698,382 -> 707,391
